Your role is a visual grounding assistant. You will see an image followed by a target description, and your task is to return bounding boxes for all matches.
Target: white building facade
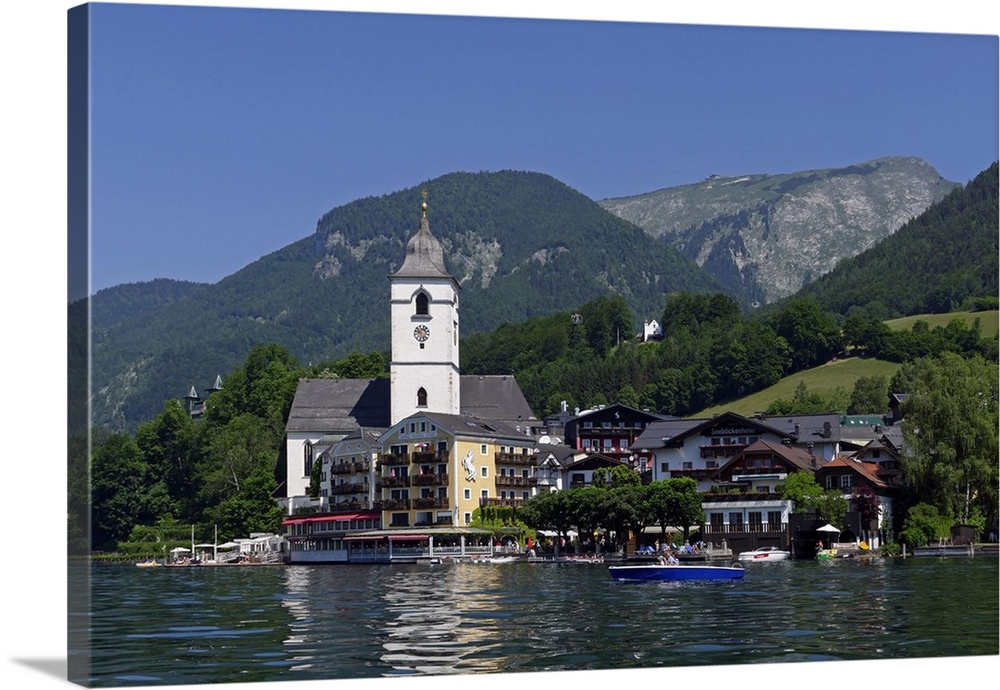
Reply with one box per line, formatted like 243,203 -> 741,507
389,203 -> 462,426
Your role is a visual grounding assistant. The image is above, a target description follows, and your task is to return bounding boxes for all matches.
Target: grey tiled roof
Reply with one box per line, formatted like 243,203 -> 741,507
533,442 -> 581,467
631,411 -> 793,450
286,374 -> 538,437
758,413 -> 842,443
460,375 -> 538,428
412,411 -> 531,441
285,378 -> 391,434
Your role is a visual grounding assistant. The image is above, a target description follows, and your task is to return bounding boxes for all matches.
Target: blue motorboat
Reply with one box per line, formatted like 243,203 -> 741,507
608,563 -> 744,581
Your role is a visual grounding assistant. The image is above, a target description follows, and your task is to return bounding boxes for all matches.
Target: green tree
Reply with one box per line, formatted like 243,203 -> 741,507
135,399 -> 201,521
518,490 -> 575,549
767,298 -> 843,371
782,471 -> 823,513
591,465 -> 642,488
900,502 -> 951,548
196,413 -> 278,516
847,375 -> 889,414
720,321 -> 791,396
647,478 -> 704,541
315,351 -> 388,379
813,490 -> 849,527
898,353 -> 999,524
91,432 -> 149,551
207,466 -> 285,538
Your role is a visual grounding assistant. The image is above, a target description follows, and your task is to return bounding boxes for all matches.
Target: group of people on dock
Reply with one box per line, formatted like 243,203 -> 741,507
655,539 -> 680,565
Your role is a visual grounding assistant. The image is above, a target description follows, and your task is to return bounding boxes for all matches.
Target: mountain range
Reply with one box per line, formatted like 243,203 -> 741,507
599,156 -> 958,305
77,157 -> 984,432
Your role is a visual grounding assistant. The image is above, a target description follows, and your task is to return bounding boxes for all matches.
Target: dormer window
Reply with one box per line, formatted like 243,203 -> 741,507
415,292 -> 429,316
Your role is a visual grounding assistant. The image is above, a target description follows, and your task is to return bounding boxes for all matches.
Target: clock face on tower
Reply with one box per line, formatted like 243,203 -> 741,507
413,325 -> 430,342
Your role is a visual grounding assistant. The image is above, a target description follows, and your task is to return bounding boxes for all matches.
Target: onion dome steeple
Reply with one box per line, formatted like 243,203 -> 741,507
391,192 -> 452,279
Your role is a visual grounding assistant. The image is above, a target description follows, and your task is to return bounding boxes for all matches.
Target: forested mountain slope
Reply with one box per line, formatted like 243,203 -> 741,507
791,162 -> 998,319
84,171 -> 730,431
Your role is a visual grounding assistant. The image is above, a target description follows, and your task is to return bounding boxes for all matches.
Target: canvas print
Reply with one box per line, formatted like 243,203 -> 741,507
63,1 -> 998,688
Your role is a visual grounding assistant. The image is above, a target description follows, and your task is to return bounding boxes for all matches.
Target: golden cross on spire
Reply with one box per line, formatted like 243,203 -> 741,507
421,189 -> 428,216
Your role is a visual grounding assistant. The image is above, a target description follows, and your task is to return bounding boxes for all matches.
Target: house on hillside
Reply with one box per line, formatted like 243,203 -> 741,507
563,403 -> 675,472
631,411 -> 797,491
641,319 -> 664,342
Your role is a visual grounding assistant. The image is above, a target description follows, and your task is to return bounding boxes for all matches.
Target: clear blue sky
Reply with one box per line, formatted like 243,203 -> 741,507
82,1 -> 999,296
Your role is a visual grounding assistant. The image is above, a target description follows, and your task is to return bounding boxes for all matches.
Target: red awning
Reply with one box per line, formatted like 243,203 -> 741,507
282,512 -> 378,526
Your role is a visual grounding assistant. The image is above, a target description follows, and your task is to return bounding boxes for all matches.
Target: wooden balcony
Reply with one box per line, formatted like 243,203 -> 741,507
412,449 -> 448,463
330,482 -> 367,496
668,467 -> 717,480
480,497 -> 526,508
374,499 -> 410,511
377,476 -> 409,489
410,472 -> 449,486
331,461 -> 370,475
495,475 -> 537,488
704,522 -> 787,535
412,497 -> 450,510
381,453 -> 411,467
495,451 -> 535,467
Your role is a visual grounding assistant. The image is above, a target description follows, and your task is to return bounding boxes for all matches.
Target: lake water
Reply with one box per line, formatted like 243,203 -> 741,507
73,557 -> 998,687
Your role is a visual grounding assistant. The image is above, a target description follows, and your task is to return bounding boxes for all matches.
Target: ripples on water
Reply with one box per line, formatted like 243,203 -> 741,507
78,557 -> 998,686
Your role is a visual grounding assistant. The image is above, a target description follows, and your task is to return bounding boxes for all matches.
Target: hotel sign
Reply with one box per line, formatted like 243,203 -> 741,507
705,425 -> 758,437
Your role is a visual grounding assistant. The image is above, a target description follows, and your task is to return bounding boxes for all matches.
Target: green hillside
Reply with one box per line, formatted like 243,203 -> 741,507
694,357 -> 902,418
886,310 -> 999,336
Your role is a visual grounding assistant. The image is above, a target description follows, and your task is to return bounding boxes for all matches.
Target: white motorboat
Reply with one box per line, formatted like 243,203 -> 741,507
737,546 -> 791,562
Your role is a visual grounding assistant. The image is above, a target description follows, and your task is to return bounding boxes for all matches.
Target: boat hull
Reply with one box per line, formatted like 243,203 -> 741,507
608,564 -> 744,581
737,550 -> 791,562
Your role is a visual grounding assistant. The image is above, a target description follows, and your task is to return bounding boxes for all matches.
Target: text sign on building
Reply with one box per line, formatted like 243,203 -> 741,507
704,425 -> 758,438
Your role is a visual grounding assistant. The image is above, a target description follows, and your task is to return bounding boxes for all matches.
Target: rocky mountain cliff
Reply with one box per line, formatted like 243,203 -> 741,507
599,157 -> 959,305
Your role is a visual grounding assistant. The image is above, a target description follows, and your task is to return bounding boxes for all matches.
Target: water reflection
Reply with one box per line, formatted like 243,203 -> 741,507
378,563 -> 508,674
86,557 -> 998,686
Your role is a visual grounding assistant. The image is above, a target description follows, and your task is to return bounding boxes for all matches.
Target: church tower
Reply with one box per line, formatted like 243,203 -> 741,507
389,196 -> 461,425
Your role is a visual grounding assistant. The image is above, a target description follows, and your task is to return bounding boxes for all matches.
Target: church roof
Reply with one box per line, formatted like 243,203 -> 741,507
390,210 -> 453,280
460,375 -> 538,429
285,378 -> 391,434
286,374 -> 538,436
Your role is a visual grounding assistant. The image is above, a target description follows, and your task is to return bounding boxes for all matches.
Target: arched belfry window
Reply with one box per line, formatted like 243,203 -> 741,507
417,387 -> 428,407
415,292 -> 429,316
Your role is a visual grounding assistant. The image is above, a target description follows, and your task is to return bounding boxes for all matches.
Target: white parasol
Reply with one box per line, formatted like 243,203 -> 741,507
816,524 -> 841,533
